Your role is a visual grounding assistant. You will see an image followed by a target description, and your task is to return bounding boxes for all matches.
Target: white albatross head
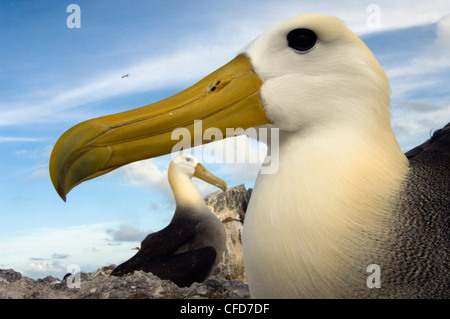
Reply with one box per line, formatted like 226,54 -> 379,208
168,154 -> 227,208
168,154 -> 226,191
244,14 -> 391,133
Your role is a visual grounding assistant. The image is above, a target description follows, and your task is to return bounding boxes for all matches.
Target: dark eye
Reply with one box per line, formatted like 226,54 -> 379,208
287,28 -> 317,52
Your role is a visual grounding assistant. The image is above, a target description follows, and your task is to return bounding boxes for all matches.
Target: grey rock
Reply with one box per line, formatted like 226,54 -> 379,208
0,266 -> 249,299
205,184 -> 251,281
0,269 -> 22,283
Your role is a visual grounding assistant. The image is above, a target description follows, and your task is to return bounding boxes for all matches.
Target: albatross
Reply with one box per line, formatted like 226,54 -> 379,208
49,14 -> 449,298
110,153 -> 227,287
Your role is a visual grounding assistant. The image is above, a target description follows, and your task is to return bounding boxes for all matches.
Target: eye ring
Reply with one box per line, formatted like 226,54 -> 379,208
287,28 -> 317,52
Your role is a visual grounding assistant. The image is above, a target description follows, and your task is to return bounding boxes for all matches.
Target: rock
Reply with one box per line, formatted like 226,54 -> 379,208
0,269 -> 22,283
0,265 -> 249,299
205,184 -> 251,281
37,275 -> 61,285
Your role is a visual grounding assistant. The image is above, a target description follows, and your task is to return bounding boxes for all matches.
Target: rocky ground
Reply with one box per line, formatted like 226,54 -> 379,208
0,266 -> 250,299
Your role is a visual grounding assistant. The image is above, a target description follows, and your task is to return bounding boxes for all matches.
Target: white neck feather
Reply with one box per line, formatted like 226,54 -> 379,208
243,118 -> 409,298
168,170 -> 206,212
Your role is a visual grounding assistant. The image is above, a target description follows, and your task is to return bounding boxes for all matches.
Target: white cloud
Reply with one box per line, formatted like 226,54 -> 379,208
14,145 -> 52,159
392,102 -> 450,151
106,224 -> 149,242
118,155 -> 222,201
0,222 -> 137,279
118,158 -> 172,199
0,137 -> 45,143
435,14 -> 450,49
224,0 -> 450,35
22,261 -> 66,279
25,169 -> 49,180
202,136 -> 266,186
388,26 -> 450,150
386,38 -> 450,100
51,253 -> 70,259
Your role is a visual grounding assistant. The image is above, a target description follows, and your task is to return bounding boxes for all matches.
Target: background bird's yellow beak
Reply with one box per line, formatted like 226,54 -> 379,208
49,54 -> 269,201
193,163 -> 227,192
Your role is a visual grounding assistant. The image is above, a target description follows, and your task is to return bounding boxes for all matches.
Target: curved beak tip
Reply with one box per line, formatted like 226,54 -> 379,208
194,163 -> 227,192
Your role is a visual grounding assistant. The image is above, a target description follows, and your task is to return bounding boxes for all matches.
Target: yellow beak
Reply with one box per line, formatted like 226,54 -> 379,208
194,163 -> 227,192
49,54 -> 269,201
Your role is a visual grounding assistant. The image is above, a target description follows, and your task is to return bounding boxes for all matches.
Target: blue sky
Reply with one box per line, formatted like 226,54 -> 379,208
1,0 -> 449,280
